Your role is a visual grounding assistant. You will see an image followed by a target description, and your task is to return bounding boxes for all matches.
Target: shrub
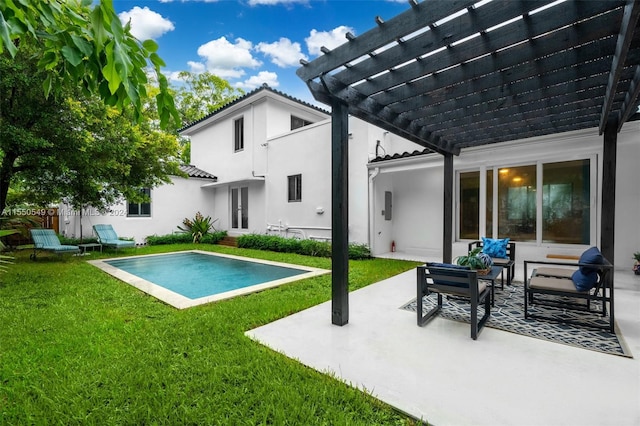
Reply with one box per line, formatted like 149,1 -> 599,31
237,234 -> 370,260
146,231 -> 226,246
59,236 -> 99,245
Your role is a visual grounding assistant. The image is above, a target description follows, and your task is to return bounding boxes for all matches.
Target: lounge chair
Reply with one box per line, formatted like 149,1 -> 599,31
416,263 -> 491,340
29,228 -> 80,260
93,224 -> 135,251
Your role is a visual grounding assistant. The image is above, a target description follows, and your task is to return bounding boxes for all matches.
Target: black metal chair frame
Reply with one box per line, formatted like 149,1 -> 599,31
416,265 -> 491,340
523,259 -> 614,333
468,240 -> 516,288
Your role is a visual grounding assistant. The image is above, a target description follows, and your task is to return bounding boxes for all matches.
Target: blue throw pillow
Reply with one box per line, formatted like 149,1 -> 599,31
579,246 -> 604,273
481,237 -> 510,259
571,269 -> 598,291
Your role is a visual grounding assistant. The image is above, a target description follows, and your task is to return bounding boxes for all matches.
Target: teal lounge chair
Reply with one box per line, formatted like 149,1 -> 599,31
93,224 -> 135,251
29,228 -> 80,260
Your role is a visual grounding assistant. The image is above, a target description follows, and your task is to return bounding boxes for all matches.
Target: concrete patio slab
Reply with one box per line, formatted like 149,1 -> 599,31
246,267 -> 640,425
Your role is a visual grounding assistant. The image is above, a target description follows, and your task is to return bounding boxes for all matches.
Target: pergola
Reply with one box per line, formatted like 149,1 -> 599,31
296,0 -> 640,325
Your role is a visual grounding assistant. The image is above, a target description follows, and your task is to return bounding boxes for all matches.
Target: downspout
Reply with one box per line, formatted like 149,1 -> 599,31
368,167 -> 380,255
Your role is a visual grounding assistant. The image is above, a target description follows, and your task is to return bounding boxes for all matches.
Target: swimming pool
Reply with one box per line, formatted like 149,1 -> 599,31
89,250 -> 330,309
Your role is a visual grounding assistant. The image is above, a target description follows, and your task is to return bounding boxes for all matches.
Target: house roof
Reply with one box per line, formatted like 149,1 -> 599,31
297,0 -> 640,156
178,84 -> 330,134
178,165 -> 217,180
370,148 -> 433,163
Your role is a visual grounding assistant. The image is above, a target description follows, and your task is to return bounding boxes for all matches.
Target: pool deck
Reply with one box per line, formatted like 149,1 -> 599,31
246,256 -> 640,425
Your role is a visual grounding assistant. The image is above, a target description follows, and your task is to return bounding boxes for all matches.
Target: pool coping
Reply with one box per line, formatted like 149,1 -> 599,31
88,250 -> 330,309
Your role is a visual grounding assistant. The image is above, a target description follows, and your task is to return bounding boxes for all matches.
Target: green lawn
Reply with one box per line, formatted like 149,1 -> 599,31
0,244 -> 423,425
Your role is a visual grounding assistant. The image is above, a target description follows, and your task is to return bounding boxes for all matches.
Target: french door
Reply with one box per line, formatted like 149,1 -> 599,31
231,187 -> 248,230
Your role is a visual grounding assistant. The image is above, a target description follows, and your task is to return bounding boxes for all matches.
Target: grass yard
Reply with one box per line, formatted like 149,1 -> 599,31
0,244 -> 422,425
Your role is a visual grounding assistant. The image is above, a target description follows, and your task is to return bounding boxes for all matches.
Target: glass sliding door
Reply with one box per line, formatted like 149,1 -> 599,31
497,165 -> 536,241
542,160 -> 590,244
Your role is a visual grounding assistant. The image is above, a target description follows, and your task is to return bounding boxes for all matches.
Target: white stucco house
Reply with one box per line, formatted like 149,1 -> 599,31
62,84 -> 639,270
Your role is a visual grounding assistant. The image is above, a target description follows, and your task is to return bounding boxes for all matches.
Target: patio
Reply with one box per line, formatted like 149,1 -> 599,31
246,265 -> 640,425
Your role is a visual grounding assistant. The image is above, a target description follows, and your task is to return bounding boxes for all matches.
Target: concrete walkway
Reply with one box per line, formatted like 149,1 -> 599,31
246,266 -> 640,425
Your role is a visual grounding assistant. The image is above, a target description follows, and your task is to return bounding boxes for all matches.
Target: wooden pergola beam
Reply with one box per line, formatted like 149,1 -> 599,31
297,0 -> 477,82
598,0 -> 640,133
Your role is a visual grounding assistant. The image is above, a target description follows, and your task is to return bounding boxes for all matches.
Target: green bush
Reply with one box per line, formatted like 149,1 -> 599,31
237,234 -> 370,260
146,231 -> 226,246
59,235 -> 99,245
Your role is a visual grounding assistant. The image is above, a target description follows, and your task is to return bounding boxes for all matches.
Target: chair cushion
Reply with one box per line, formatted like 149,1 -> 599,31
571,269 -> 598,291
579,246 -> 604,274
481,237 -> 510,259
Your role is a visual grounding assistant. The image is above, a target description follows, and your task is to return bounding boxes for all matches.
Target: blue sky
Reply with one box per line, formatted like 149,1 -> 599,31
114,0 -> 409,105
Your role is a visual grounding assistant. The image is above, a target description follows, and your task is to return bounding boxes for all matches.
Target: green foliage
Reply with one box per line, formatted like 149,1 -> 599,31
0,245 -> 419,424
455,247 -> 492,269
146,231 -> 226,246
58,235 -> 99,246
633,252 -> 640,261
176,212 -> 218,243
0,0 -> 179,128
174,71 -> 245,125
0,46 -> 183,214
237,234 -> 371,260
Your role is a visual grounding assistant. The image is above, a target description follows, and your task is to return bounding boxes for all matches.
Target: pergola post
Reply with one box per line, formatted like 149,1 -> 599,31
331,98 -> 349,326
443,153 -> 453,263
601,124 -> 617,265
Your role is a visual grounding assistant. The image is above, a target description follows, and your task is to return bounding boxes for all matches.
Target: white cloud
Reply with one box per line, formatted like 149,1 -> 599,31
236,71 -> 279,90
256,38 -> 308,68
118,6 -> 174,40
192,37 -> 262,79
305,26 -> 353,56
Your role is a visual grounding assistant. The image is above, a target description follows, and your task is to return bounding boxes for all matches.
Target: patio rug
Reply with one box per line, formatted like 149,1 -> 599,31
400,284 -> 632,358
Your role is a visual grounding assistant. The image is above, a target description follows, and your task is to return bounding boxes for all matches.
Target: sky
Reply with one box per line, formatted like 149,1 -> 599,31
113,0 -> 410,106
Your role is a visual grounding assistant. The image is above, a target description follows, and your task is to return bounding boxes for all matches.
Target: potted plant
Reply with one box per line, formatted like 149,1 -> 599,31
456,247 -> 493,274
633,252 -> 640,275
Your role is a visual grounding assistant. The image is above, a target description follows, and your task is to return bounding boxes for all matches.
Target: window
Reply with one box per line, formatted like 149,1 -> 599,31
288,174 -> 302,202
458,159 -> 592,244
459,171 -> 480,239
459,170 -> 493,239
291,115 -> 312,130
128,188 -> 151,217
234,117 -> 244,152
231,187 -> 249,229
498,165 -> 536,241
542,160 -> 590,244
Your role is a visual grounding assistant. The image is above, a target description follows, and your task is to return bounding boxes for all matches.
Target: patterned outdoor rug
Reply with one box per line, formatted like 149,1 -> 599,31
400,284 -> 632,358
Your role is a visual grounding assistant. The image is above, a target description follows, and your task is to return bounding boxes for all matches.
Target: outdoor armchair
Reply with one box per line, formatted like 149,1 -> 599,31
416,263 -> 491,340
29,228 -> 80,260
468,238 -> 516,288
93,224 -> 135,251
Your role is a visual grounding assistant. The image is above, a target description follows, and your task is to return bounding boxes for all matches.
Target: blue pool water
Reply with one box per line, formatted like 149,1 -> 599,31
105,252 -> 307,299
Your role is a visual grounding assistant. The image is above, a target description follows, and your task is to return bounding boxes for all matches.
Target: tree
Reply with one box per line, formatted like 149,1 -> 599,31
173,71 -> 244,164
0,44 -> 183,216
0,0 -> 179,128
174,71 -> 244,125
